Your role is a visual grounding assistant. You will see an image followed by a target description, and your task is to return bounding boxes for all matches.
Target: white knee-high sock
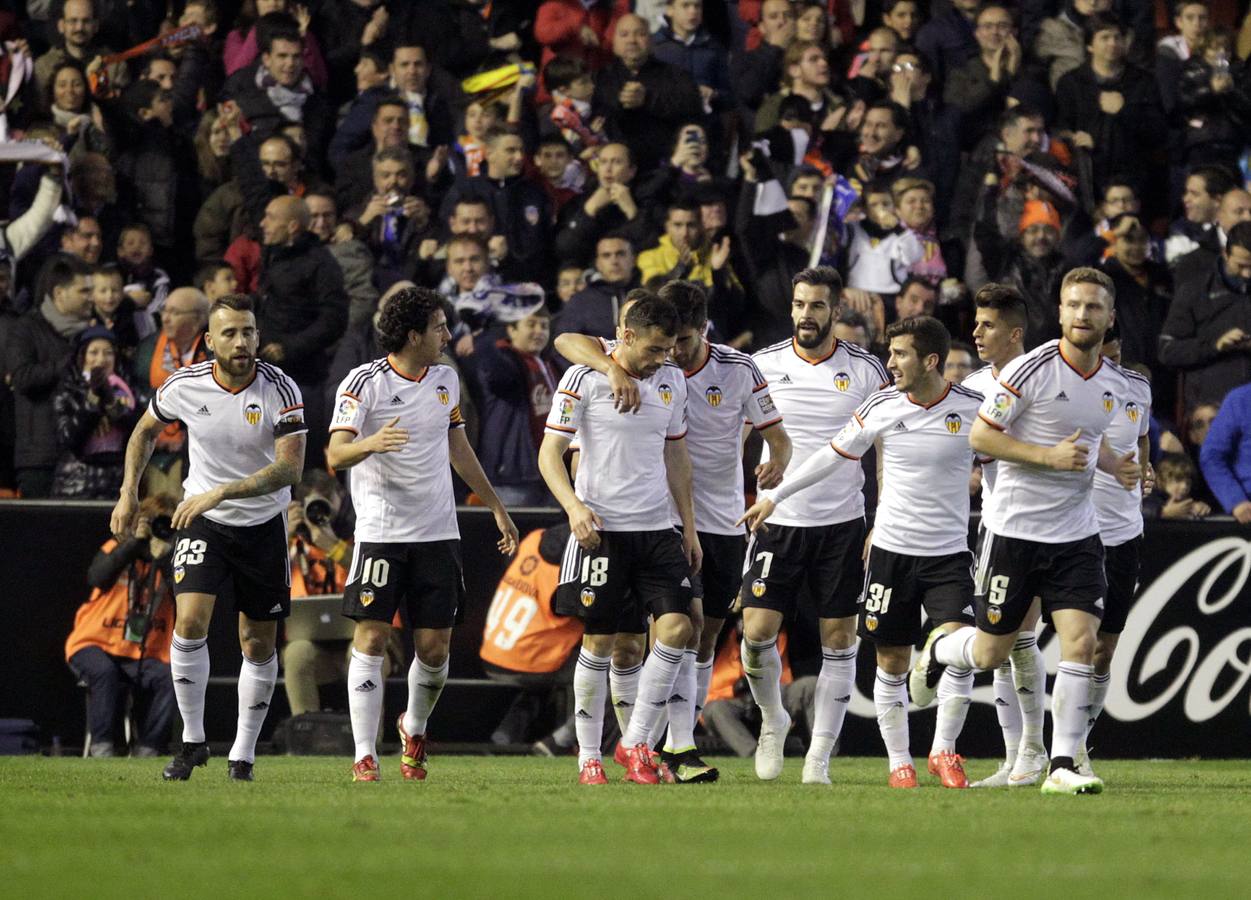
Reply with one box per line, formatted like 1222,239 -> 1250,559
741,636 -> 786,727
1051,661 -> 1093,764
933,627 -> 978,669
807,644 -> 858,764
694,657 -> 713,724
229,652 -> 278,763
874,667 -> 911,771
347,649 -> 385,763
609,661 -> 641,734
622,641 -> 684,747
403,655 -> 448,736
1011,632 -> 1045,747
1083,672 -> 1111,754
992,662 -> 1022,765
662,650 -> 698,753
170,635 -> 210,744
930,667 -> 973,756
574,649 -> 610,766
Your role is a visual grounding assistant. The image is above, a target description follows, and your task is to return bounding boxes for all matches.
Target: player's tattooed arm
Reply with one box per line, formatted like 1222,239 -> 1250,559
552,333 -> 640,413
111,411 -> 165,537
539,432 -> 602,549
172,433 -> 306,530
449,428 -> 519,556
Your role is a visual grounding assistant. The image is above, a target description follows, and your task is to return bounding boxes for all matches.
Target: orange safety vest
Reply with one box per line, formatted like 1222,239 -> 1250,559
706,627 -> 792,703
480,529 -> 583,674
64,540 -> 175,664
150,332 -> 209,452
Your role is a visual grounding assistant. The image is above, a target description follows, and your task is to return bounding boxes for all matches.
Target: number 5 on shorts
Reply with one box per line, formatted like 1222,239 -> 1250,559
987,574 -> 1009,606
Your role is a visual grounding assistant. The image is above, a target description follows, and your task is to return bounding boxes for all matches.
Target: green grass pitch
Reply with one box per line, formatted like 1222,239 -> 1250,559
3,756 -> 1248,899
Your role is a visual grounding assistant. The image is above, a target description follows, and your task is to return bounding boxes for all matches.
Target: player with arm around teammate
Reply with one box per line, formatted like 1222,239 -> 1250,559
110,294 -> 308,782
325,286 -> 519,782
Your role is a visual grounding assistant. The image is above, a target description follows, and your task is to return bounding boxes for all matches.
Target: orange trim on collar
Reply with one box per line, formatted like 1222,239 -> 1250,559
388,355 -> 428,382
792,337 -> 837,365
212,363 -> 255,394
907,381 -> 952,410
1058,343 -> 1103,380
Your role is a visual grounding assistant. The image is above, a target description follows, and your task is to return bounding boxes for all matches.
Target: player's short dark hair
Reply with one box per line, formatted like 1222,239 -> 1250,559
1083,12 -> 1123,45
792,266 -> 843,294
974,282 -> 1029,334
1060,266 -> 1116,304
41,253 -> 93,296
885,314 -> 951,369
1226,221 -> 1251,254
543,56 -> 588,94
623,291 -> 678,337
194,259 -> 232,290
209,293 -> 255,319
1186,164 -> 1236,198
376,286 -> 445,352
257,12 -> 301,54
657,280 -> 708,330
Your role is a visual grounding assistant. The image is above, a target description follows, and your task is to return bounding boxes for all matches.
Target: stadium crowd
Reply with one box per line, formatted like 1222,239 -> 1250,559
0,0 -> 1250,517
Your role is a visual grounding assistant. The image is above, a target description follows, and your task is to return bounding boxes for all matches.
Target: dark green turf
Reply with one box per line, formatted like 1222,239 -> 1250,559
3,756 -> 1249,899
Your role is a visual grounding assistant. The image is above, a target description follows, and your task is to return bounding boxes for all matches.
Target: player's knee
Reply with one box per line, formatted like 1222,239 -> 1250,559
1063,630 -> 1097,664
876,646 -> 910,675
1092,635 -> 1116,674
174,618 -> 210,640
687,606 -> 705,649
415,632 -> 451,667
973,644 -> 1009,670
697,626 -> 719,661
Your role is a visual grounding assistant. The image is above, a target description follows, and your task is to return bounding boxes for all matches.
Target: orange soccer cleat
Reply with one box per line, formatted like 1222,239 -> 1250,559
397,714 -> 428,781
928,751 -> 969,789
621,742 -> 660,784
651,752 -> 675,784
889,763 -> 919,788
578,759 -> 609,785
352,755 -> 380,782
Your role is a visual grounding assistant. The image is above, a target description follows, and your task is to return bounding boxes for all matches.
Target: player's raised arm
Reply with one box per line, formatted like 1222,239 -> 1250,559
111,410 -> 167,538
448,427 -> 519,556
553,332 -> 641,413
172,431 -> 306,530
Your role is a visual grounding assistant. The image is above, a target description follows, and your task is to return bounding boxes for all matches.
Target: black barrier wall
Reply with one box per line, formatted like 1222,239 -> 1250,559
2,501 -> 1248,757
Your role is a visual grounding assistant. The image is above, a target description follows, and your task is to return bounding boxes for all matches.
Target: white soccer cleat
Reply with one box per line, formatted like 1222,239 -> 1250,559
908,627 -> 946,709
801,755 -> 831,785
1040,766 -> 1104,795
970,761 -> 1012,788
754,712 -> 789,781
1075,748 -> 1096,778
1008,743 -> 1049,786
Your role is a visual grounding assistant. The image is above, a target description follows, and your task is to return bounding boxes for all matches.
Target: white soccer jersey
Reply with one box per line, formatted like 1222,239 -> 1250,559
977,339 -> 1137,543
1093,365 -> 1152,546
330,357 -> 466,543
151,360 -> 306,527
832,383 -> 985,556
753,338 -> 890,528
962,363 -> 1003,499
545,356 -> 688,532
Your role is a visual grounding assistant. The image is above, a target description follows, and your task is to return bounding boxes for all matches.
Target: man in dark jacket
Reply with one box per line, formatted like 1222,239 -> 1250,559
915,0 -> 979,90
592,14 -> 703,172
730,0 -> 794,118
256,196 -> 348,466
652,0 -> 734,112
552,142 -> 650,268
1159,221 -> 1251,411
552,234 -> 640,346
5,254 -> 94,497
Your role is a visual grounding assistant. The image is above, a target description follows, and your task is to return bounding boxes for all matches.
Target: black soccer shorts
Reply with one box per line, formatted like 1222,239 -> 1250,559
740,518 -> 867,619
693,531 -> 747,620
172,514 -> 290,621
341,540 -> 466,630
1100,535 -> 1142,635
974,531 -> 1106,635
857,546 -> 975,646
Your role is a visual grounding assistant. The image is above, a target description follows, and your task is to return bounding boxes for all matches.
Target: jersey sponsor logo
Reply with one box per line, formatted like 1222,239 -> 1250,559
751,578 -> 767,598
244,402 -> 262,425
1125,401 -> 1141,423
945,413 -> 963,434
360,588 -> 375,607
436,385 -> 450,406
865,613 -> 878,631
195,405 -> 211,416
705,386 -> 723,407
580,587 -> 596,607
335,395 -> 359,424
1102,391 -> 1114,413
659,383 -> 674,405
833,371 -> 850,391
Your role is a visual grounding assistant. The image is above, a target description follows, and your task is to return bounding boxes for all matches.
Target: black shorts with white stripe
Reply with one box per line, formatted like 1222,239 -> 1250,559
171,514 -> 290,620
341,539 -> 466,629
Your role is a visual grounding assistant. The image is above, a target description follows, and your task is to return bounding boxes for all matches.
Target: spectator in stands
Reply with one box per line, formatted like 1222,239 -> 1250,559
471,306 -> 560,506
915,0 -> 979,89
347,148 -> 433,290
754,39 -> 842,134
1164,165 -> 1235,265
480,524 -> 586,749
944,3 -> 1029,150
882,0 -> 923,44
976,197 -> 1065,349
945,340 -> 978,382
1173,28 -> 1250,174
552,233 -> 640,343
440,234 -> 491,309
65,493 -> 177,757
833,307 -> 872,347
193,260 -> 239,302
51,325 -> 136,498
1156,0 -> 1212,114
34,0 -> 128,96
892,275 -> 937,321
113,223 -> 171,339
88,264 -> 136,356
305,191 -> 378,330
1200,382 -> 1251,524
535,0 -> 626,75
195,134 -> 304,263
652,0 -> 734,114
59,216 -> 104,266
949,104 -> 1047,250
1035,0 -> 1113,90
1098,213 -> 1170,371
224,3 -> 327,88
1146,451 -> 1211,519
1173,187 -> 1251,294
6,254 -> 94,498
1159,221 -> 1251,409
44,59 -> 110,158
731,0 -> 795,119
554,142 -> 646,267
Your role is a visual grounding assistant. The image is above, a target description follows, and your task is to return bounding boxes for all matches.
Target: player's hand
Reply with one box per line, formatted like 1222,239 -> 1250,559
736,497 -> 776,534
1234,500 -> 1251,525
111,491 -> 139,539
683,529 -> 703,576
172,487 -> 224,531
1113,450 -> 1140,490
754,459 -> 785,490
1045,429 -> 1088,472
494,507 -> 520,556
1141,463 -> 1155,498
607,362 -> 641,413
363,416 -> 409,454
568,501 -> 603,550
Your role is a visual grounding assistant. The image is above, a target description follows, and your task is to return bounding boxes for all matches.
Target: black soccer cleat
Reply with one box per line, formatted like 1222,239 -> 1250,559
162,741 -> 210,781
664,750 -> 720,784
227,760 -> 254,781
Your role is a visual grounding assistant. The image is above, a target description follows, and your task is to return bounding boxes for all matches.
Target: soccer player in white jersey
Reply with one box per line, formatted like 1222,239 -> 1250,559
325,287 -> 519,782
110,294 -> 308,782
556,281 -> 792,783
539,292 -> 702,786
740,316 -> 984,788
963,285 -> 1050,788
911,267 -> 1142,795
1084,329 -> 1153,777
741,267 -> 890,785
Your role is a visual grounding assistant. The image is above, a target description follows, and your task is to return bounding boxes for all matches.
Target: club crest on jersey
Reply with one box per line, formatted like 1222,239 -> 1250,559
833,372 -> 850,392
174,565 -> 185,584
1102,391 -> 1114,413
1125,401 -> 1140,423
987,606 -> 1002,625
436,385 -> 450,406
659,383 -> 673,405
945,413 -> 962,434
580,587 -> 596,607
360,588 -> 375,608
751,578 -> 767,598
705,386 -> 723,407
865,613 -> 878,631
244,403 -> 262,425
